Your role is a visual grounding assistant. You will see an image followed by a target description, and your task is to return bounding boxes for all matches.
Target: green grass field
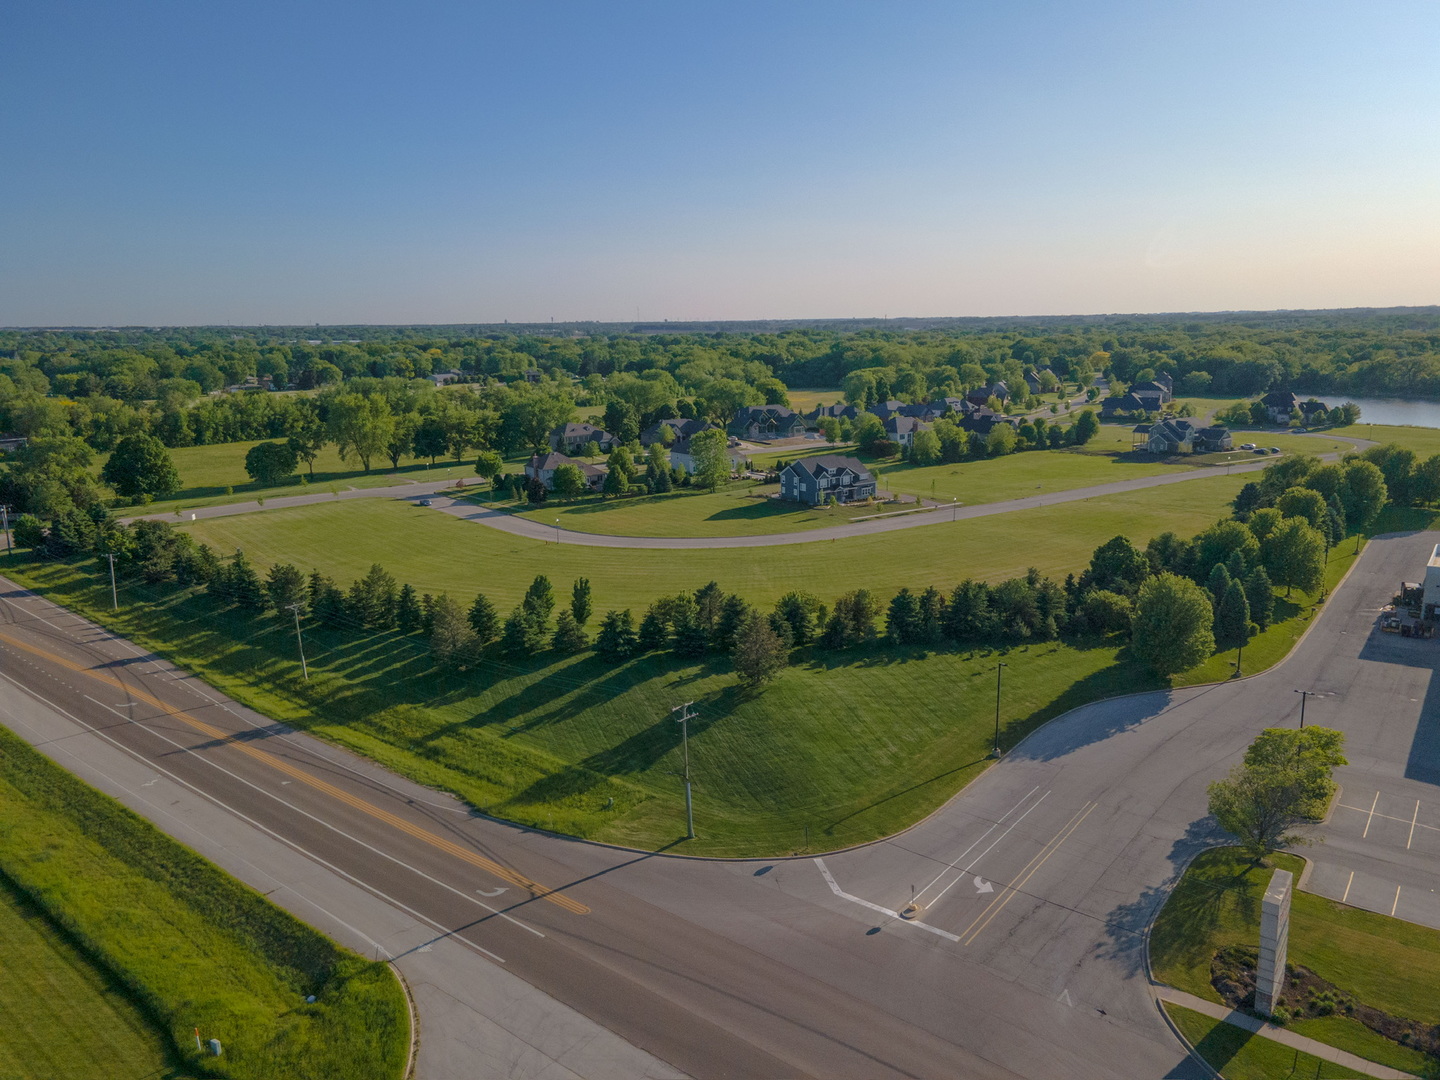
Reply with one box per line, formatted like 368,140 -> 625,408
1164,1004 -> 1376,1080
1151,848 -> 1439,1075
179,472 -> 1251,614
513,481 -> 884,536
104,439 -> 481,518
0,723 -> 409,1080
0,881 -> 176,1080
8,488 -> 1347,856
1333,423 -> 1440,457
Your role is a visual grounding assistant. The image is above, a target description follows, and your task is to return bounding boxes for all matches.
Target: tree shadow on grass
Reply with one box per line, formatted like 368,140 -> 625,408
495,684 -> 741,808
823,755 -> 994,834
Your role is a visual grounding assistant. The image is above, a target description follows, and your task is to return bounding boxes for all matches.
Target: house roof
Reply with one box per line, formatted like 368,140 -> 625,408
783,454 -> 875,482
733,405 -> 800,426
527,451 -> 585,471
551,422 -> 612,441
1262,390 -> 1300,408
884,415 -> 927,435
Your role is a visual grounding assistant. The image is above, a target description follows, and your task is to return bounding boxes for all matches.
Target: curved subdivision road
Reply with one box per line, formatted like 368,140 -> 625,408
133,430 -> 1371,551
1,526 -> 1428,1079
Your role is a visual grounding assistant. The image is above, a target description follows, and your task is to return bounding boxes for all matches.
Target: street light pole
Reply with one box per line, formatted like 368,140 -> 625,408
672,702 -> 696,839
0,504 -> 11,559
993,662 -> 1007,757
555,517 -> 561,545
951,498 -> 958,522
287,603 -> 309,680
104,552 -> 118,610
1234,633 -> 1245,678
1294,689 -> 1317,728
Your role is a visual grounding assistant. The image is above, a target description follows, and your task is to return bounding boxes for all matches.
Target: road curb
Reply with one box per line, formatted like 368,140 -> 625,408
388,960 -> 420,1080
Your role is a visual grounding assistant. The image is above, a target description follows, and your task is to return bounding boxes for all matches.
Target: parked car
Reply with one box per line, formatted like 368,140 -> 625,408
418,498 -> 433,506
1268,447 -> 1281,453
1240,443 -> 1256,450
1252,448 -> 1269,455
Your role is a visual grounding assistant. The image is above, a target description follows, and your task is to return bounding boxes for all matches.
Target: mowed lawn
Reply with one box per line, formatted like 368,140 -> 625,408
181,471 -> 1251,614
1165,1004 -> 1376,1080
102,439 -> 480,517
0,884 -> 173,1080
512,482 -> 883,537
1151,848 -> 1440,1076
1333,423 -> 1440,456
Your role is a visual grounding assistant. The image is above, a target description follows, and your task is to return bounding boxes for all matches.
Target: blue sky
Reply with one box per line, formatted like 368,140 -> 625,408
3,1 -> 1437,324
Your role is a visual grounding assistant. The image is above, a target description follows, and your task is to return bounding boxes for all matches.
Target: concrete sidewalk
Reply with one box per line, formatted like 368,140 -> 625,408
1157,988 -> 1417,1079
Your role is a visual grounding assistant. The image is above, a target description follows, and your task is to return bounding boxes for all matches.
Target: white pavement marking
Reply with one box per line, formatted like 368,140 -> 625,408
912,785 -> 1042,903
1363,790 -> 1381,838
925,792 -> 1052,911
1392,885 -> 1402,918
973,876 -> 994,894
1342,870 -> 1354,904
813,858 -> 960,943
1408,800 -> 1421,850
1057,989 -> 1074,1007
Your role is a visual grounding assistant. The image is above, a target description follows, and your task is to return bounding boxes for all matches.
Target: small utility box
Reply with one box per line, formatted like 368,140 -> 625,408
1255,868 -> 1293,1016
207,1038 -> 223,1057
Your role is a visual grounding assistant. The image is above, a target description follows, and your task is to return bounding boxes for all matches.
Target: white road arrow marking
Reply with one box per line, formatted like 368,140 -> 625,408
141,779 -> 159,787
974,876 -> 994,894
475,886 -> 509,897
1058,988 -> 1074,1007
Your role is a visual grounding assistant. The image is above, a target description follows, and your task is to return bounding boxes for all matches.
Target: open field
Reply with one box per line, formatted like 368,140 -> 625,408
0,881 -> 176,1080
1334,423 -> 1440,457
101,439 -> 482,517
880,447 -> 1188,505
1151,847 -> 1439,1075
180,472 -> 1252,613
8,482 -> 1347,855
0,722 -> 409,1080
1164,1004 -> 1376,1080
782,388 -> 843,413
513,481 -> 883,536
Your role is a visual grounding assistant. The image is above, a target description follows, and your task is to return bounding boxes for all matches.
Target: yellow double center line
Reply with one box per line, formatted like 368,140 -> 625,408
958,800 -> 1097,946
0,630 -> 590,916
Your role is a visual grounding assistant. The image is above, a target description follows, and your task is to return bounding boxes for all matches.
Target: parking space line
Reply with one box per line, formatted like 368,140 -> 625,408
1362,790 -> 1381,838
1408,801 -> 1421,850
1342,870 -> 1354,904
958,801 -> 1098,947
1392,885 -> 1402,917
1335,803 -> 1440,833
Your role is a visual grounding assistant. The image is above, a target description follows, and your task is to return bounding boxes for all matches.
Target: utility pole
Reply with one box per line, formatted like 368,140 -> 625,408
0,504 -> 11,559
287,603 -> 309,680
1294,689 -> 1317,729
104,552 -> 118,610
555,517 -> 561,545
671,702 -> 696,839
993,662 -> 1006,757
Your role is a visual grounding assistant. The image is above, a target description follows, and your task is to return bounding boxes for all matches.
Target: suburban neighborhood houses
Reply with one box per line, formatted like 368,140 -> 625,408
728,404 -> 806,440
549,421 -> 619,453
524,450 -> 607,491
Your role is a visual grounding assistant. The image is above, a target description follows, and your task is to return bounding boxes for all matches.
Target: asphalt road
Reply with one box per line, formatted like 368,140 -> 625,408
0,524 -> 1432,1080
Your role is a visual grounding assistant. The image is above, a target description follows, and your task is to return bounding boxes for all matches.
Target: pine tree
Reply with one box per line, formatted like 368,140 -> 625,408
228,550 -> 267,610
1206,562 -> 1232,607
1215,579 -> 1251,647
265,563 -> 306,614
595,610 -> 638,660
522,575 -> 555,630
1225,548 -> 1248,582
1243,566 -> 1275,629
886,588 -> 921,644
552,610 -> 588,652
917,586 -> 945,644
732,614 -> 788,688
711,595 -> 751,652
396,584 -> 423,634
502,607 -> 544,654
637,605 -> 668,652
570,578 -> 592,626
467,593 -> 499,643
430,594 -> 477,668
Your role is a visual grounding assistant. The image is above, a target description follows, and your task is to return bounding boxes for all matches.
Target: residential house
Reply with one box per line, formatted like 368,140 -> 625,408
548,422 -> 618,454
640,417 -> 714,446
778,455 -> 877,505
1023,368 -> 1056,395
428,370 -> 463,386
524,452 -> 607,492
965,381 -> 1010,407
1193,426 -> 1234,452
867,399 -> 908,421
958,408 -> 1018,438
884,415 -> 929,447
1298,400 -> 1330,425
805,403 -> 861,426
1130,379 -> 1173,404
1140,419 -> 1197,454
1261,391 -> 1301,423
1101,389 -> 1167,417
0,433 -> 28,453
728,405 -> 806,441
669,436 -> 746,475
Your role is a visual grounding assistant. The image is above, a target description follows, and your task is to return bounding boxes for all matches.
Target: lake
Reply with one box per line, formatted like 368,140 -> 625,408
1318,397 -> 1440,429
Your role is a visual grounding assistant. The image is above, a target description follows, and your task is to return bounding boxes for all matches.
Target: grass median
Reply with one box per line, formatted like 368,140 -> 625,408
1164,1003 -> 1378,1080
0,724 -> 410,1080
